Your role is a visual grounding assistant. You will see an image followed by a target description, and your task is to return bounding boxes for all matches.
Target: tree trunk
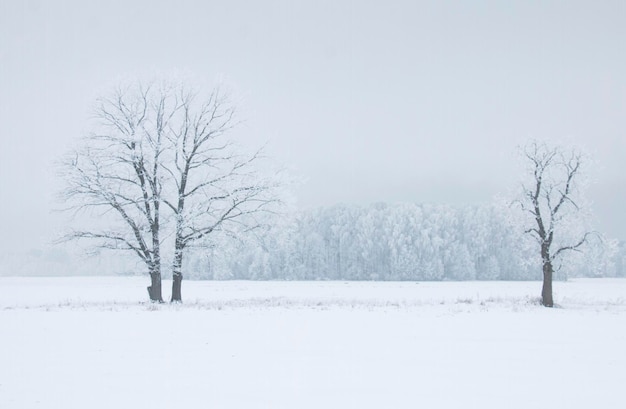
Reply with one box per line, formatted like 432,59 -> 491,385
171,273 -> 182,303
147,270 -> 163,303
151,206 -> 162,302
541,260 -> 554,307
171,247 -> 184,303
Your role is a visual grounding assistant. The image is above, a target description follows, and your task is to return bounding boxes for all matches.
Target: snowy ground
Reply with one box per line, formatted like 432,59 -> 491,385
1,277 -> 625,408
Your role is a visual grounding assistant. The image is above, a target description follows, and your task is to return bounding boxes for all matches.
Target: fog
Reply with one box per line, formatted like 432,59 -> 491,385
1,0 -> 625,257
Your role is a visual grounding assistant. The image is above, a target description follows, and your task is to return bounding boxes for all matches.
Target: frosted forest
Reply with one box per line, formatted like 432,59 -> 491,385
186,202 -> 623,282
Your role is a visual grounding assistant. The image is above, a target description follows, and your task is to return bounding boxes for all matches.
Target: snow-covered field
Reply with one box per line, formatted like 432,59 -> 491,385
1,277 -> 625,408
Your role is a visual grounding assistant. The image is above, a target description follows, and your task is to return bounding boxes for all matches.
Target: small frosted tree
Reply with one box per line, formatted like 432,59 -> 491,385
516,141 -> 591,307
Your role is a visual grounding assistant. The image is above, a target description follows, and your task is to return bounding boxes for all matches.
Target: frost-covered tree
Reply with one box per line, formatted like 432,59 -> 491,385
162,86 -> 281,302
61,83 -> 171,302
61,79 -> 282,302
516,141 -> 591,307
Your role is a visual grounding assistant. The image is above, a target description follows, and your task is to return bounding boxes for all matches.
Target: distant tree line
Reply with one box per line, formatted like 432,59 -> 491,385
184,202 -> 620,282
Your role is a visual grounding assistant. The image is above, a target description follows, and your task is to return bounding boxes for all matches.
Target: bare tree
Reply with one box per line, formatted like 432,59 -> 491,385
61,79 -> 282,302
517,141 -> 591,307
163,87 -> 281,302
61,81 -> 182,302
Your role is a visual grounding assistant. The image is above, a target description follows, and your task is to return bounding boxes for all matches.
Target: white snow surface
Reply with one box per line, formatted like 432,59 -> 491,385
1,277 -> 625,408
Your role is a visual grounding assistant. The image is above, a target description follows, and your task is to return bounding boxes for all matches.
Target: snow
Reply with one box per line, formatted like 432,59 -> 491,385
1,277 -> 625,408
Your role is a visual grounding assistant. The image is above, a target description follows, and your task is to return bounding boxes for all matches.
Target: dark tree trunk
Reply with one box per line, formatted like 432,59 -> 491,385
147,270 -> 163,303
171,247 -> 184,303
171,273 -> 182,303
541,259 -> 554,307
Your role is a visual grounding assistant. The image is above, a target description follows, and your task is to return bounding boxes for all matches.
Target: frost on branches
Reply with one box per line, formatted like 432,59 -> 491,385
515,141 -> 598,307
60,79 -> 283,302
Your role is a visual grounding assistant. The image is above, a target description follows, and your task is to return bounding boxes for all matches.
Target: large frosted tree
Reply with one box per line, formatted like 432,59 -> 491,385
163,87 -> 280,302
61,83 -> 171,302
61,79 -> 281,302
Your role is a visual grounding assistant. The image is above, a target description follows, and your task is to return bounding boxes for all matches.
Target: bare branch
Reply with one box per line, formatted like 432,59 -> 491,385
552,232 -> 592,260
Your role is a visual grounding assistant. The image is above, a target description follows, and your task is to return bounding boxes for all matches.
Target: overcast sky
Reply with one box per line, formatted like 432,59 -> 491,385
1,0 -> 625,253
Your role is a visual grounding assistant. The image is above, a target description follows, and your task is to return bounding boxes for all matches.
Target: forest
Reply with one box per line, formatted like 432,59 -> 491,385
186,202 -> 623,281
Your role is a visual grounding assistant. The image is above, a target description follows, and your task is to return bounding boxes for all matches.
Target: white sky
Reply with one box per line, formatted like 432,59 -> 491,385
1,0 -> 625,253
